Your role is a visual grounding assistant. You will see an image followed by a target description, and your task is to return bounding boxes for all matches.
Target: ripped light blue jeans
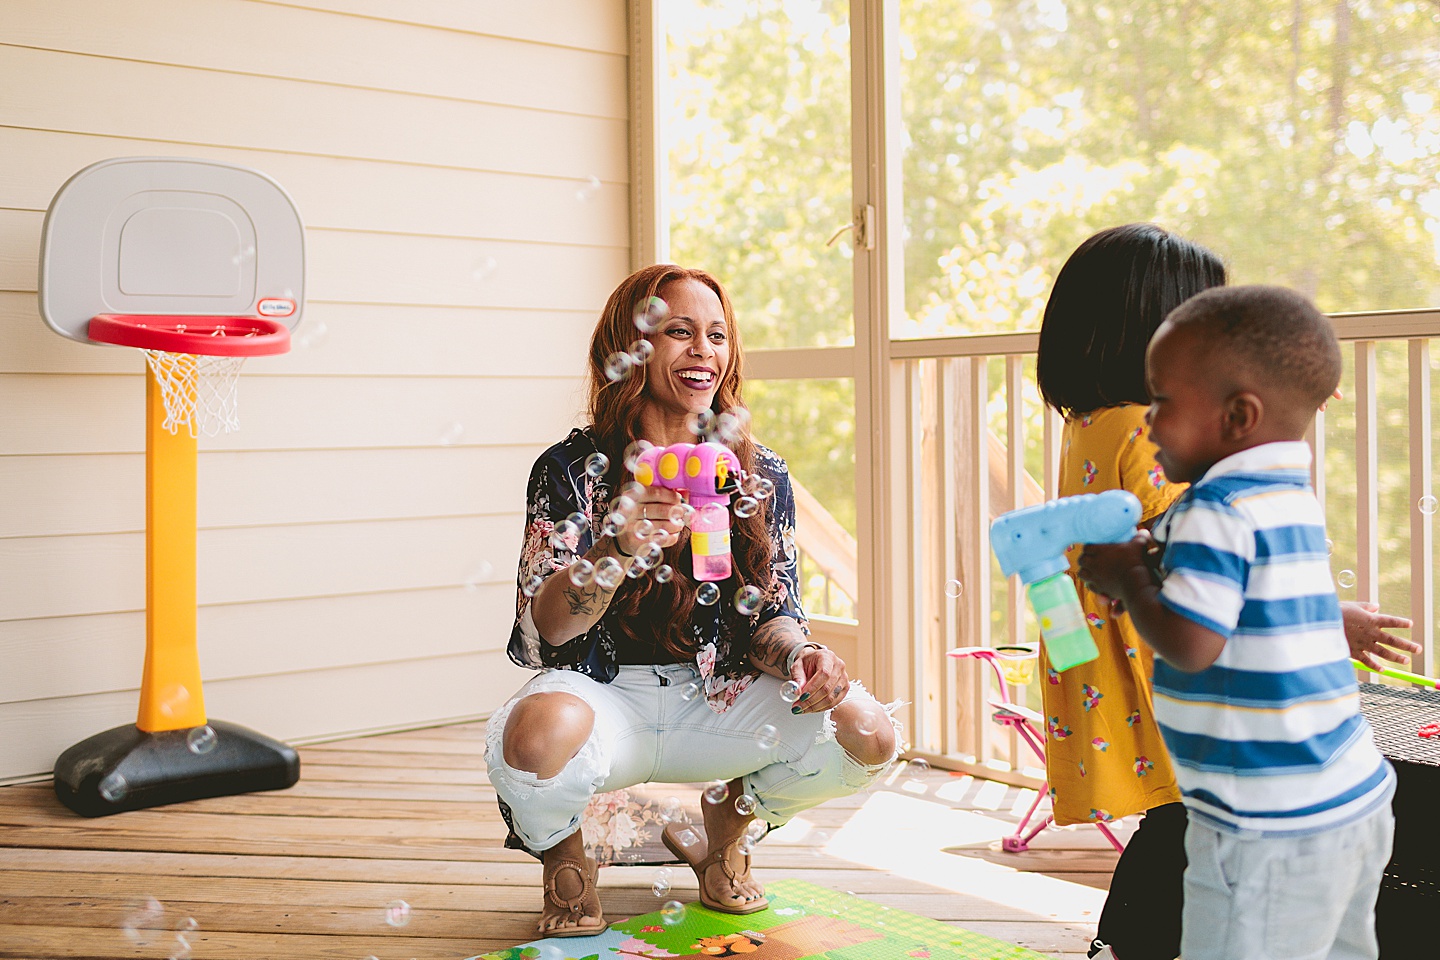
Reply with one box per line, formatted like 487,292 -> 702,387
484,662 -> 898,853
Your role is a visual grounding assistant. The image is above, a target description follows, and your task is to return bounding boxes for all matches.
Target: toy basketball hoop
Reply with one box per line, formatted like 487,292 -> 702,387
87,313 -> 291,437
40,157 -> 303,816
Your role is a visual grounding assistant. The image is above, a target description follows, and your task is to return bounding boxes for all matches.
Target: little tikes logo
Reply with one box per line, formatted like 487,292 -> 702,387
256,298 -> 296,317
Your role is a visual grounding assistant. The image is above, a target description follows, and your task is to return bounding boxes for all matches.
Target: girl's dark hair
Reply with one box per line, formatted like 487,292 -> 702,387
585,263 -> 772,664
1037,223 -> 1227,418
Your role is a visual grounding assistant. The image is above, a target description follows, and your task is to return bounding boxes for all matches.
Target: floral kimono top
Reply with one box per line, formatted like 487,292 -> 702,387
508,427 -> 809,713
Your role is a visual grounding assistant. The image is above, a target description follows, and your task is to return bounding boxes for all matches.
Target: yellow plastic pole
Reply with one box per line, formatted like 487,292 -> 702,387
135,361 -> 207,732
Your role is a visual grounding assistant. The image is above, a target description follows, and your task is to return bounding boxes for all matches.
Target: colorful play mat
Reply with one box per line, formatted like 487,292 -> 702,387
471,879 -> 1048,960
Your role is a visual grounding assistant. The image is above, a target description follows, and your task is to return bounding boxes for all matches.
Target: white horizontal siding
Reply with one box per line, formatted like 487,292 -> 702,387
0,0 -> 626,779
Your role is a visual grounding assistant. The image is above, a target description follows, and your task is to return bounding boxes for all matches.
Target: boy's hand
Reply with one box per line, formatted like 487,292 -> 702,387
1341,601 -> 1419,670
1077,532 -> 1157,612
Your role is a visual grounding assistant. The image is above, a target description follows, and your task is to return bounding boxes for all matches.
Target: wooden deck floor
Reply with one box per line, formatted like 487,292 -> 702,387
0,722 -> 1125,959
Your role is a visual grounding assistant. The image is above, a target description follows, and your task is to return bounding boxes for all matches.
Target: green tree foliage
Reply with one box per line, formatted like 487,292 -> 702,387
667,0 -> 1440,627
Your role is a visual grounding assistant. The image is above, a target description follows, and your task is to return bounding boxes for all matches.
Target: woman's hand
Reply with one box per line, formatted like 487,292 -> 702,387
791,646 -> 850,715
1342,601 -> 1419,670
616,486 -> 686,556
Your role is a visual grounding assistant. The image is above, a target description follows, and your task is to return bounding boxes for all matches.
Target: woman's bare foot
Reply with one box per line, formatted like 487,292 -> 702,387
696,777 -> 766,908
538,833 -> 606,937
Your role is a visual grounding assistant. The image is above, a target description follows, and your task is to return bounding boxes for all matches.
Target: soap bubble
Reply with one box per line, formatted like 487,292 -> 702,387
629,339 -> 655,364
743,474 -> 775,499
168,933 -> 192,960
620,481 -> 646,501
568,559 -> 595,587
99,772 -> 129,803
296,320 -> 329,350
158,683 -> 192,719
384,899 -> 411,927
673,826 -> 702,847
521,574 -> 545,597
463,561 -> 495,591
654,564 -> 675,583
906,757 -> 932,779
585,453 -> 610,477
686,409 -> 716,437
1421,495 -> 1438,516
186,725 -> 217,755
593,557 -> 624,590
734,585 -> 764,615
703,780 -> 730,804
611,494 -> 638,517
738,835 -> 756,854
1326,538 -> 1334,556
624,440 -> 654,471
714,411 -> 744,443
755,724 -> 779,750
1337,569 -> 1357,589
660,900 -> 686,925
696,582 -> 720,606
745,819 -> 766,841
438,422 -> 464,445
780,680 -> 803,703
733,496 -> 760,518
697,502 -> 728,530
471,256 -> 499,282
565,511 -> 590,533
659,796 -> 683,822
121,896 -> 163,943
679,681 -> 701,701
575,174 -> 602,202
175,917 -> 198,933
601,512 -> 627,537
634,296 -> 669,334
944,579 -> 964,599
651,870 -> 672,897
604,351 -> 634,382
633,518 -> 657,541
672,502 -> 697,526
734,793 -> 757,815
551,519 -> 580,549
633,541 -> 664,570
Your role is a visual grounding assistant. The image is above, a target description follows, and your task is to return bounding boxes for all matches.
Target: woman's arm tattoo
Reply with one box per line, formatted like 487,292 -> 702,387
749,618 -> 806,675
561,582 -> 603,616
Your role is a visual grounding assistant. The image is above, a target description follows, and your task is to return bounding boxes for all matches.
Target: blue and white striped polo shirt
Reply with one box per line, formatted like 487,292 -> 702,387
1152,441 -> 1394,836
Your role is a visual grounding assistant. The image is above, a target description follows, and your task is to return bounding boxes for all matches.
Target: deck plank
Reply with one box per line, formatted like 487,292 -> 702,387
0,725 -> 1118,958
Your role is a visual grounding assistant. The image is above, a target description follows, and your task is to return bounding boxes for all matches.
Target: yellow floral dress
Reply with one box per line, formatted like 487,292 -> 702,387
1042,404 -> 1184,825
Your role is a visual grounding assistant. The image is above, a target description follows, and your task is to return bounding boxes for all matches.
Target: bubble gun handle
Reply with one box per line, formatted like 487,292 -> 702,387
990,490 -> 1143,672
633,440 -> 741,581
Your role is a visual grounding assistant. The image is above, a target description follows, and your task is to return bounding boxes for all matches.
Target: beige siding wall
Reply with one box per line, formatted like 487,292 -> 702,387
0,0 -> 631,780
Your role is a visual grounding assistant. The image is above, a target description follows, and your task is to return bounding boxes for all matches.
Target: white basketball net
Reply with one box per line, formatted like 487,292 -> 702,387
142,350 -> 247,437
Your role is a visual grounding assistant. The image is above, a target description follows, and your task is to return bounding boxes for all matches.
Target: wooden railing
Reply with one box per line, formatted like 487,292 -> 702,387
895,311 -> 1440,783
784,310 -> 1440,785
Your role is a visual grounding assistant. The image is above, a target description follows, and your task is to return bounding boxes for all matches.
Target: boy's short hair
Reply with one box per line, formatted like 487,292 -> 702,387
1166,285 -> 1342,409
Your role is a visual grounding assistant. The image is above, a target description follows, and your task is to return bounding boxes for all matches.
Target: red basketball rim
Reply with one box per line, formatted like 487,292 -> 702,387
87,314 -> 291,357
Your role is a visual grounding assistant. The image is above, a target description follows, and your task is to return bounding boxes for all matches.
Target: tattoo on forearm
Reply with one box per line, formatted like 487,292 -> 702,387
562,583 -> 602,616
749,619 -> 804,672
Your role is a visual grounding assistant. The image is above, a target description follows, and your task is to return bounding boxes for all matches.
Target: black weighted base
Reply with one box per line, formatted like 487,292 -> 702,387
53,719 -> 299,817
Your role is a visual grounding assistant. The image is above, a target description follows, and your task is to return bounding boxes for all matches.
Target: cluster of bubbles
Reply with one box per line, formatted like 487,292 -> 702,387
120,897 -> 198,960
605,296 -> 670,383
528,444 -> 778,612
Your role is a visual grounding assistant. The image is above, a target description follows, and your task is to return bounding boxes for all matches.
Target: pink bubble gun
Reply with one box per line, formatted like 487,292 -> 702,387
633,441 -> 741,581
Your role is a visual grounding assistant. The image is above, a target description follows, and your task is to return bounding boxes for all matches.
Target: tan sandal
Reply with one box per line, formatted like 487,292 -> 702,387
539,854 -> 608,938
662,822 -> 769,915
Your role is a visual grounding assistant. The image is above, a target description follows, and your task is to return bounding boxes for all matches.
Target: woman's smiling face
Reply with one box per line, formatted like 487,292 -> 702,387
643,277 -> 730,423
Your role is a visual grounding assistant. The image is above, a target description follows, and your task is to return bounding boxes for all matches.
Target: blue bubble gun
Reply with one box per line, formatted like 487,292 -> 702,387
990,490 -> 1142,671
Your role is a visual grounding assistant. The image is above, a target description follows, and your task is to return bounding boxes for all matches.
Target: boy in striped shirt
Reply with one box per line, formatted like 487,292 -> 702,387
1078,285 -> 1395,960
